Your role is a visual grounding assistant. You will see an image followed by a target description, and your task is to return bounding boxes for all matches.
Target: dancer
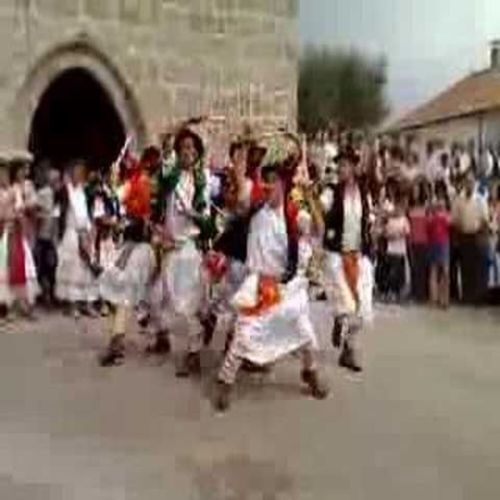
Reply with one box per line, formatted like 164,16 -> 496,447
213,160 -> 329,412
0,153 -> 13,316
56,159 -> 98,318
322,148 -> 374,373
35,164 -> 61,309
98,150 -> 156,366
152,125 -> 212,377
7,152 -> 39,318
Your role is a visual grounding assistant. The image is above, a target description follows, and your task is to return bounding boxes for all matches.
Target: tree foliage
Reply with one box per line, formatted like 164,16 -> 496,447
298,46 -> 389,133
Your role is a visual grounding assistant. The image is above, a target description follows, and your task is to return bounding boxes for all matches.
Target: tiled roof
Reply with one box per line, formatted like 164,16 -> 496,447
388,68 -> 500,131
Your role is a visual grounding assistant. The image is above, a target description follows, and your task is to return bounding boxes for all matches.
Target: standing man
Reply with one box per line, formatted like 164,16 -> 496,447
452,171 -> 489,304
35,163 -> 61,308
322,148 -> 374,373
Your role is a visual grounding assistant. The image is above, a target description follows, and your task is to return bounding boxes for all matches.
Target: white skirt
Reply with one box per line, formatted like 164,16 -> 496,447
231,275 -> 318,366
162,239 -> 205,317
56,229 -> 98,303
99,243 -> 155,307
0,231 -> 10,305
323,251 -> 374,320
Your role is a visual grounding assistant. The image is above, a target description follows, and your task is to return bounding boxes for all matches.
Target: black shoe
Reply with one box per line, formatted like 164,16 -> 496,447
223,331 -> 234,355
301,369 -> 329,399
80,304 -> 98,318
339,345 -> 362,373
99,336 -> 125,367
146,331 -> 171,355
176,352 -> 201,377
331,318 -> 344,349
212,381 -> 232,412
201,313 -> 217,347
137,311 -> 150,329
241,360 -> 271,374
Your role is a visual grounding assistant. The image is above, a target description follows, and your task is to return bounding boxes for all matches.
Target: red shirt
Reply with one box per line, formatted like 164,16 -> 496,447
408,207 -> 429,245
427,209 -> 450,245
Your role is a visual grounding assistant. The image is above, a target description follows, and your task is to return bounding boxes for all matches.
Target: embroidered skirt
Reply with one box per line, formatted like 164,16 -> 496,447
323,251 -> 374,320
56,229 -> 98,303
230,275 -> 318,366
99,243 -> 155,307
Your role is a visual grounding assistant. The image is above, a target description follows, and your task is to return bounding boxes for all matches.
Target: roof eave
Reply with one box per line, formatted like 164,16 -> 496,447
386,106 -> 498,134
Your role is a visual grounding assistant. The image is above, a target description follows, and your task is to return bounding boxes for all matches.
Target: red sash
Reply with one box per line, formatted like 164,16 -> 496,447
8,225 -> 27,286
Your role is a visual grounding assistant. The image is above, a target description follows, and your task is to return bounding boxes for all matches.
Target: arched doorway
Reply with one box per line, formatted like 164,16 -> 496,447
28,68 -> 126,170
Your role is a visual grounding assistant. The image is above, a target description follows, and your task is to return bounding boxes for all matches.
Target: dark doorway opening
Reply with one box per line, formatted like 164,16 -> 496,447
29,67 -> 126,171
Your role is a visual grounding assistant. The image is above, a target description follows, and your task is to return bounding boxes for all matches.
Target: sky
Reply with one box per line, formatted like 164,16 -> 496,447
300,0 -> 500,120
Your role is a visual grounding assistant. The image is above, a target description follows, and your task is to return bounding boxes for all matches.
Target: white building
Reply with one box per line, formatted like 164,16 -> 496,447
388,42 -> 500,162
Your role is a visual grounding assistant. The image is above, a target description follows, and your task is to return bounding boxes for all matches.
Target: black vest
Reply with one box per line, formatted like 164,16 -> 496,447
214,202 -> 299,283
323,182 -> 371,255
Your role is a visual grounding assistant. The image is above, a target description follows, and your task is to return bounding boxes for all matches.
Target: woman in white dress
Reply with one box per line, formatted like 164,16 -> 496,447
56,160 -> 98,317
6,153 -> 39,317
0,156 -> 13,313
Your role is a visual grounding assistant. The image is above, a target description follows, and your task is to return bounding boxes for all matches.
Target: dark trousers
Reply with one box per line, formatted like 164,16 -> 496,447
34,239 -> 58,303
458,234 -> 486,304
386,254 -> 406,298
449,233 -> 461,301
409,244 -> 428,302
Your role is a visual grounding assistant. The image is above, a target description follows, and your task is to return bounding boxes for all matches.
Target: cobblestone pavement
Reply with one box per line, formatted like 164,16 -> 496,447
0,303 -> 499,499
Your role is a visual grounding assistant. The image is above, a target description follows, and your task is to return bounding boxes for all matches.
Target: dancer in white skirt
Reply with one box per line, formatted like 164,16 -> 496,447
5,153 -> 39,317
153,126 -> 212,377
213,163 -> 329,411
98,154 -> 156,366
321,148 -> 374,373
56,160 -> 98,317
0,155 -> 13,313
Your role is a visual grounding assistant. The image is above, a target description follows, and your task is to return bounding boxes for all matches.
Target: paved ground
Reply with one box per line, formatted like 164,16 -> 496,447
0,303 -> 499,500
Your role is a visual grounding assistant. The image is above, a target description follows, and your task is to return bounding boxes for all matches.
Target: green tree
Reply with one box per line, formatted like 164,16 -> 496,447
298,46 -> 389,133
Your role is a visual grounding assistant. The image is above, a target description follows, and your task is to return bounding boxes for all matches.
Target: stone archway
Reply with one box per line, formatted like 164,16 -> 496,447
29,67 -> 126,170
13,37 -> 146,168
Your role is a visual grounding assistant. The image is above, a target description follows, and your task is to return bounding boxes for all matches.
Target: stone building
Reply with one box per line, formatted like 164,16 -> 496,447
0,0 -> 298,169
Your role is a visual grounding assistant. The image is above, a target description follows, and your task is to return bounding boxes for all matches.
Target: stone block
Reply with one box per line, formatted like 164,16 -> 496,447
123,53 -> 143,83
35,0 -> 80,17
0,0 -> 297,153
120,0 -> 140,23
84,0 -> 119,19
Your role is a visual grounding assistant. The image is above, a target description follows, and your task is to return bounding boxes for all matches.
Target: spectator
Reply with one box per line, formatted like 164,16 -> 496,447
428,182 -> 451,308
35,164 -> 61,308
385,196 -> 410,302
408,180 -> 430,302
452,171 -> 489,304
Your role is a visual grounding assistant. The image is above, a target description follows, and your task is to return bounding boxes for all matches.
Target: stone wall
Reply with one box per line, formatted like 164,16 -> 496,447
0,0 -> 298,150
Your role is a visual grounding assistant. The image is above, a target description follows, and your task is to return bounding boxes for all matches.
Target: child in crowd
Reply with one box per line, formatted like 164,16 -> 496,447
427,182 -> 451,308
384,196 -> 410,302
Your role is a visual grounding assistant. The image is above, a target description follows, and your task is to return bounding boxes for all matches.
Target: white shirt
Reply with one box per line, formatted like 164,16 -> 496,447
342,187 -> 362,252
247,204 -> 288,278
165,170 -> 208,243
386,215 -> 410,256
67,182 -> 91,232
